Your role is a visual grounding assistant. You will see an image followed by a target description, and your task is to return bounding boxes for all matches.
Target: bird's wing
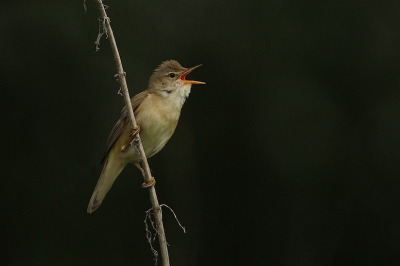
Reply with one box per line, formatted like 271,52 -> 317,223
100,91 -> 149,165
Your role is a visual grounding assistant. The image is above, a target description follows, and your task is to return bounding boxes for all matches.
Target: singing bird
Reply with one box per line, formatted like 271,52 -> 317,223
87,60 -> 205,213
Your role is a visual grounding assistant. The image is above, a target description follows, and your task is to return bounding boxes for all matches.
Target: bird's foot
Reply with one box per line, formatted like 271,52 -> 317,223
133,162 -> 156,188
121,125 -> 141,152
141,177 -> 156,188
130,125 -> 141,136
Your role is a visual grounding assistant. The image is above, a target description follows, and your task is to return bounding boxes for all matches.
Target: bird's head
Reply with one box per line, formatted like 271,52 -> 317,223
148,60 -> 205,97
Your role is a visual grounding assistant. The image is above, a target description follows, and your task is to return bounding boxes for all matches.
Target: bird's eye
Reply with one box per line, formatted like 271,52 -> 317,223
168,73 -> 176,78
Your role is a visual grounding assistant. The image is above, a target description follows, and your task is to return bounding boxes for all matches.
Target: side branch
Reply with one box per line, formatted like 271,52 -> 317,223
94,1 -> 170,265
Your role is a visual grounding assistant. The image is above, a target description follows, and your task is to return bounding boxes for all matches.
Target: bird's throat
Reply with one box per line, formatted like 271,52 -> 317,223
167,83 -> 192,109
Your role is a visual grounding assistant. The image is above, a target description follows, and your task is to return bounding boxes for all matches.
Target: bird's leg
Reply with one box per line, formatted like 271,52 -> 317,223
133,162 -> 156,188
121,125 -> 141,152
133,162 -> 144,174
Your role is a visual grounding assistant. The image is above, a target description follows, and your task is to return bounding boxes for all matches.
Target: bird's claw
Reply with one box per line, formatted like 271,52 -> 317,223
131,125 -> 141,136
121,125 -> 141,152
141,177 -> 156,188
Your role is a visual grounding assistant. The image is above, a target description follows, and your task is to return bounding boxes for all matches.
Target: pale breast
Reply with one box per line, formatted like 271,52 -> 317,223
135,94 -> 181,159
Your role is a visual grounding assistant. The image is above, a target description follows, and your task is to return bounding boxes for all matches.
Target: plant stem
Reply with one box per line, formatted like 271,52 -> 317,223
94,1 -> 170,265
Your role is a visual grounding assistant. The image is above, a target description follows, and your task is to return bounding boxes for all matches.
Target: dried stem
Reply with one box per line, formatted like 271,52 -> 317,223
160,204 -> 186,233
93,1 -> 170,265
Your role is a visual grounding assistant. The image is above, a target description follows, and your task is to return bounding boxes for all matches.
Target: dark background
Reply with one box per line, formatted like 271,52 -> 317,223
2,0 -> 400,265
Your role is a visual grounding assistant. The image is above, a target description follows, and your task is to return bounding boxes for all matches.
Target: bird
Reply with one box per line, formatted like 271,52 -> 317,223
87,60 -> 205,213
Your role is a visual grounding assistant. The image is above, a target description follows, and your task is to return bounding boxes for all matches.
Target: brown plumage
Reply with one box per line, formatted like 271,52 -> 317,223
87,60 -> 204,213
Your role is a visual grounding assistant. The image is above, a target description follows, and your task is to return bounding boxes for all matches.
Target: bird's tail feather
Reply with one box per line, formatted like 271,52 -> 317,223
87,157 -> 125,213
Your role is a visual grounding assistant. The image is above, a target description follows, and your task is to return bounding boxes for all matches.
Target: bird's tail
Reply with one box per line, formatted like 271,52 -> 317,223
87,156 -> 125,213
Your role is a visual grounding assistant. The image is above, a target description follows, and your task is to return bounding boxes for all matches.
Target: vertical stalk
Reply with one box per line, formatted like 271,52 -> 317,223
94,1 -> 170,265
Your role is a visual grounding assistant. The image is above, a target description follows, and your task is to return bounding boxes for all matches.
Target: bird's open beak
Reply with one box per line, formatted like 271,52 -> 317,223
180,65 -> 206,85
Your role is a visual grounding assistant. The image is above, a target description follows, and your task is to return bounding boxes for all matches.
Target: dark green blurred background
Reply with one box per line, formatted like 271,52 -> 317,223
2,0 -> 400,265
